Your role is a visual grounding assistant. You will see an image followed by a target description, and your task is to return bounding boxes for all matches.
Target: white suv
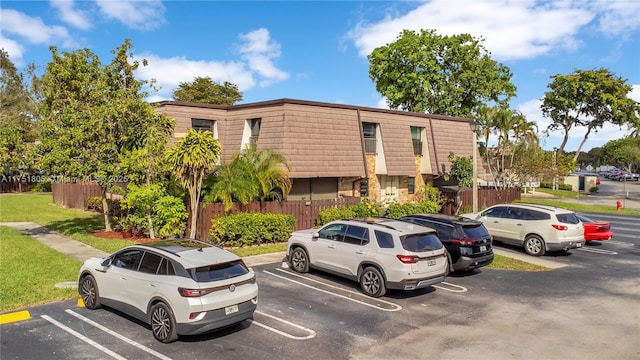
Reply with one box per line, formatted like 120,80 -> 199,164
286,218 -> 448,297
78,239 -> 259,343
463,203 -> 585,256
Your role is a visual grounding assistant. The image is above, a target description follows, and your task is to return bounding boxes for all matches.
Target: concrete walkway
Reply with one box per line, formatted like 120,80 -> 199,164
0,221 -> 286,267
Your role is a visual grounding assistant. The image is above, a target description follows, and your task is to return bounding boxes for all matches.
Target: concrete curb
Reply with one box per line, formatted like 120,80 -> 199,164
493,248 -> 566,269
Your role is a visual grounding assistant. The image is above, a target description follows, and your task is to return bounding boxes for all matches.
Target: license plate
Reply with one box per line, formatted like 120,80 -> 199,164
576,242 -> 582,248
427,259 -> 436,266
480,245 -> 487,252
225,304 -> 238,315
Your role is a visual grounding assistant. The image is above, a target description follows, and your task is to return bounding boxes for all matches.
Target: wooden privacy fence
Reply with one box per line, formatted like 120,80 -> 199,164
52,182 -> 102,209
440,187 -> 521,214
193,197 -> 361,240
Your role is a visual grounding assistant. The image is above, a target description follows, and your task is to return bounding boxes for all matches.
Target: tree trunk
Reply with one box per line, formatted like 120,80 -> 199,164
147,213 -> 155,239
189,187 -> 198,239
573,126 -> 593,163
101,186 -> 112,231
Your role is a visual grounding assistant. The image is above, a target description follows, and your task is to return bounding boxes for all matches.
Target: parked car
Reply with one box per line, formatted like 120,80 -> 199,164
462,203 -> 585,256
78,238 -> 259,343
576,214 -> 613,241
286,217 -> 448,297
399,214 -> 494,272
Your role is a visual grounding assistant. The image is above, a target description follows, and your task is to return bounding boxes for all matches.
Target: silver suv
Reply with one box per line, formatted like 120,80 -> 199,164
463,203 -> 584,256
78,239 -> 259,343
286,218 -> 448,297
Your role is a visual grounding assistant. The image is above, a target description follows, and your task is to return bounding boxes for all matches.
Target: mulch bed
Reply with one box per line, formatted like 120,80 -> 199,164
91,230 -> 154,243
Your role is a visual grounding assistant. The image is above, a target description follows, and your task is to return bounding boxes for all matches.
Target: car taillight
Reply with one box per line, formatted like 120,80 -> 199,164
397,255 -> 419,264
178,288 -> 215,297
552,224 -> 568,231
451,238 -> 476,246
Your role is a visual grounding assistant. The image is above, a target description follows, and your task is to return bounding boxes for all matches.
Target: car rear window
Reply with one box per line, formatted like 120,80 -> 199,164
401,233 -> 443,252
556,213 -> 580,224
461,224 -> 490,239
192,260 -> 249,282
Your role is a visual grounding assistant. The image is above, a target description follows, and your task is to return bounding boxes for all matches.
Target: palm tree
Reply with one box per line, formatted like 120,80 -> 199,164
237,144 -> 292,201
205,159 -> 258,213
166,128 -> 221,238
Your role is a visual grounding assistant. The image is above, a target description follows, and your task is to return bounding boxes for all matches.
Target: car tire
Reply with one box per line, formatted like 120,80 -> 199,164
80,274 -> 101,310
150,302 -> 179,343
524,235 -> 545,256
290,247 -> 309,273
360,267 -> 386,297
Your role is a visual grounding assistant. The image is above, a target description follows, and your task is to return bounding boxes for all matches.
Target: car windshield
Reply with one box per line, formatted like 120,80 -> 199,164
576,214 -> 593,223
556,213 -> 580,224
401,233 -> 443,252
192,260 -> 249,282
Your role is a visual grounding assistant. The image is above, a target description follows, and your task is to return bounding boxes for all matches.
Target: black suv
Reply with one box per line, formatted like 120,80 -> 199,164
399,214 -> 494,272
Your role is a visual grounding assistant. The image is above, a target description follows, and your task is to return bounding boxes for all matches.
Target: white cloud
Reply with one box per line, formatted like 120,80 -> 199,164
591,1 -> 640,36
134,53 -> 256,100
630,85 -> 640,102
236,28 -> 289,87
51,0 -> 92,30
346,0 -> 595,61
0,9 -> 71,45
0,35 -> 25,65
95,0 -> 166,31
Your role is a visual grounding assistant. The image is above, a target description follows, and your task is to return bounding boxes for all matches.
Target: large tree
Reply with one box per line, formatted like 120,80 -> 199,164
541,68 -> 639,162
368,29 -> 516,117
173,77 -> 243,105
0,49 -> 38,177
601,137 -> 640,173
38,39 -> 173,230
166,128 -> 221,238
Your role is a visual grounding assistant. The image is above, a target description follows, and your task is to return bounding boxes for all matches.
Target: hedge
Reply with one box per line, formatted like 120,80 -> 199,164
209,212 -> 296,247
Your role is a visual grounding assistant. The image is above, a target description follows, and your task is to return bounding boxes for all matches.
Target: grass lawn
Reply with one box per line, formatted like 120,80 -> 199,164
0,193 -> 135,253
0,226 -> 81,312
489,254 -> 549,271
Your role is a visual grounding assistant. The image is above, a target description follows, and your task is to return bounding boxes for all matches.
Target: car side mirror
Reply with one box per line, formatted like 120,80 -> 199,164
101,258 -> 112,267
312,232 -> 319,239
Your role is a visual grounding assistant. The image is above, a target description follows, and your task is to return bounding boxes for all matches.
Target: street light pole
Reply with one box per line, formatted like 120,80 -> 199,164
470,121 -> 481,213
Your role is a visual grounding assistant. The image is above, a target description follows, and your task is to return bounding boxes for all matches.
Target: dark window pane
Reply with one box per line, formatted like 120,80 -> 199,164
344,226 -> 369,246
113,250 -> 143,270
408,177 -> 415,194
374,230 -> 395,249
401,233 -> 443,252
557,213 -> 579,224
193,260 -> 249,282
318,224 -> 345,241
139,252 -> 163,274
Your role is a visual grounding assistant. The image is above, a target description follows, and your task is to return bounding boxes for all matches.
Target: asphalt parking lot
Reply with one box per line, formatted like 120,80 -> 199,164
2,212 -> 638,360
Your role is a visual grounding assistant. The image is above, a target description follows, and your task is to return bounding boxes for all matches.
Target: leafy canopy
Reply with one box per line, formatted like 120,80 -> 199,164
368,29 -> 516,117
173,77 -> 243,105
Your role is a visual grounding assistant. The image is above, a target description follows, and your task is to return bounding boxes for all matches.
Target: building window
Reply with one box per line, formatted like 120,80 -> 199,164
362,122 -> 377,154
411,126 -> 423,155
408,177 -> 415,194
191,119 -> 214,133
249,118 -> 261,144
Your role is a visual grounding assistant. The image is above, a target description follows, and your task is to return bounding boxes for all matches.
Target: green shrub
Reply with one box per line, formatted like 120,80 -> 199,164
384,202 -> 441,219
589,186 -> 599,193
209,213 -> 296,247
119,184 -> 187,238
317,207 -> 356,226
86,196 -> 123,216
349,200 -> 383,217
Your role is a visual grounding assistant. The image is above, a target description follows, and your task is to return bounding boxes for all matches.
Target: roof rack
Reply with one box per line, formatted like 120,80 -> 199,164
346,217 -> 400,231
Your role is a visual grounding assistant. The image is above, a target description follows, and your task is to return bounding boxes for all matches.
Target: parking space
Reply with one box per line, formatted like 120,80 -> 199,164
2,215 -> 638,359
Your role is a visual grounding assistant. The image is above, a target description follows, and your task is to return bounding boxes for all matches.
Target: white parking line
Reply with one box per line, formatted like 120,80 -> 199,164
578,247 -> 618,255
433,282 -> 468,293
264,269 -> 402,312
249,310 -> 316,340
41,315 -> 127,360
607,240 -> 635,247
65,310 -> 173,360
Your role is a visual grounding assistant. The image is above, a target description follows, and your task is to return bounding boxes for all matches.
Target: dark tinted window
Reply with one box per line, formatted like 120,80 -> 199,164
193,260 -> 249,282
157,258 -> 175,276
318,223 -> 346,241
113,249 -> 143,270
139,252 -> 163,274
483,206 -> 506,218
432,224 -> 454,242
461,224 -> 490,239
556,213 -> 580,224
523,209 -> 550,220
374,230 -> 395,248
401,233 -> 443,252
344,225 -> 369,245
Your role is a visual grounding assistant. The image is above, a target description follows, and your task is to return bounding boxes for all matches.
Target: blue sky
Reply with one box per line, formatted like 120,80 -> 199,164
2,0 -> 639,152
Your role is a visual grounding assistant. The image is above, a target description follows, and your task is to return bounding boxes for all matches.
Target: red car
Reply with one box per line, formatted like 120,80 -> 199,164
577,214 -> 613,241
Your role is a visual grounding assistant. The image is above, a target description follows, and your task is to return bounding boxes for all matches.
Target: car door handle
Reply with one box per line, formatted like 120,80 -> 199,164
328,244 -> 336,249
120,277 -> 127,280
517,224 -> 523,226
149,284 -> 156,287
355,250 -> 364,255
